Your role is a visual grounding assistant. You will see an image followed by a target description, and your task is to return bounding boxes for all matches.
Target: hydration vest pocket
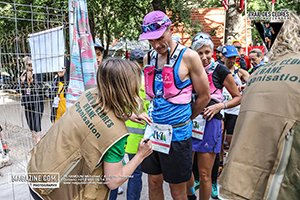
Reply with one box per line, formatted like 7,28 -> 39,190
144,65 -> 155,100
162,65 -> 192,104
162,65 -> 176,98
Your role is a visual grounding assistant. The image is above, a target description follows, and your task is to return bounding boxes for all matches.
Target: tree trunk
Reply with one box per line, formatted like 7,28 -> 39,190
104,21 -> 110,58
224,0 -> 243,44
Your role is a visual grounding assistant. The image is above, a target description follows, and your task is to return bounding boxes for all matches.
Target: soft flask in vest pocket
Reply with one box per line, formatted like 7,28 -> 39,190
162,64 -> 192,104
144,65 -> 155,100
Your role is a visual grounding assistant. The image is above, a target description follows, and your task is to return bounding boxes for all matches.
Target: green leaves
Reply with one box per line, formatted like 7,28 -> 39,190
88,0 -> 151,55
1,0 -> 298,55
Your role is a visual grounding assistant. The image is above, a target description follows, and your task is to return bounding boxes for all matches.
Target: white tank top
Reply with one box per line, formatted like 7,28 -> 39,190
223,67 -> 242,115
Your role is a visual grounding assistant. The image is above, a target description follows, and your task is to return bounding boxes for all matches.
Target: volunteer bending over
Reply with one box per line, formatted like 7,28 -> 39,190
28,58 -> 153,200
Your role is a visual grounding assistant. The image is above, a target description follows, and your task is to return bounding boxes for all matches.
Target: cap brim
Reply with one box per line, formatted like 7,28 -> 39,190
139,27 -> 167,41
225,53 -> 239,58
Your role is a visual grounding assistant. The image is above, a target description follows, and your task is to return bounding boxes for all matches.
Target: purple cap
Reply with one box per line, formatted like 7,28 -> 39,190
139,11 -> 172,41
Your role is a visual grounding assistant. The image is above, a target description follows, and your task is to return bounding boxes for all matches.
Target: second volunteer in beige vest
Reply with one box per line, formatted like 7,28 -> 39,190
219,13 -> 300,200
27,58 -> 153,200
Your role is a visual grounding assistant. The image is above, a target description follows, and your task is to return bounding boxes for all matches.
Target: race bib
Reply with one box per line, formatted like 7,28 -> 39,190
52,96 -> 60,108
192,115 -> 206,140
144,123 -> 173,154
223,88 -> 232,101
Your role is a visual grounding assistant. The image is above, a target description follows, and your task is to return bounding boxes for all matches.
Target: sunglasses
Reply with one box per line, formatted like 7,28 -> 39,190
141,17 -> 171,33
235,46 -> 242,49
192,35 -> 212,43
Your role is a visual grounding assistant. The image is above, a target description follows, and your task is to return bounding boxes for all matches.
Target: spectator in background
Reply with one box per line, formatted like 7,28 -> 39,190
263,22 -> 275,50
222,45 -> 249,150
95,41 -> 104,66
248,48 -> 264,74
216,46 -> 225,65
19,56 -> 44,144
50,64 -> 69,123
232,40 -> 250,70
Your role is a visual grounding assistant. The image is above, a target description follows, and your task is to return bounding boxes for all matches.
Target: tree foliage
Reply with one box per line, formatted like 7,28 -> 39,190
248,0 -> 300,13
0,0 -> 299,52
88,0 -> 152,56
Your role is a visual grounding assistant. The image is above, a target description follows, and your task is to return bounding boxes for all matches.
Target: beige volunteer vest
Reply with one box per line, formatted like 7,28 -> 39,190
28,88 -> 128,200
219,52 -> 300,200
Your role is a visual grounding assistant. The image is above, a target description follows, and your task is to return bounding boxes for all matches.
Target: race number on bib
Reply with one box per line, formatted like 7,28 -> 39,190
192,115 -> 206,140
52,96 -> 60,108
144,123 -> 173,154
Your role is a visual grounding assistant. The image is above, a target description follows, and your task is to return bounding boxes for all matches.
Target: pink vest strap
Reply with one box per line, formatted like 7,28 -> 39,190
206,62 -> 223,103
144,44 -> 192,104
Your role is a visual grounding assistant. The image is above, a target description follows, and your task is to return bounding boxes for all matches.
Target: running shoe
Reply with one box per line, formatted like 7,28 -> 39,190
194,180 -> 200,190
211,183 -> 219,199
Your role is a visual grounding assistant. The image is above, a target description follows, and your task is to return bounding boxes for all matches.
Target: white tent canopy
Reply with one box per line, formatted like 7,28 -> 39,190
110,39 -> 150,51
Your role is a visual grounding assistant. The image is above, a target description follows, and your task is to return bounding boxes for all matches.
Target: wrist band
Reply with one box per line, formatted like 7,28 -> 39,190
223,102 -> 228,109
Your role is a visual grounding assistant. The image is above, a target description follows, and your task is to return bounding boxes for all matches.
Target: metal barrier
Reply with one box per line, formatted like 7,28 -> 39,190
0,2 -> 67,199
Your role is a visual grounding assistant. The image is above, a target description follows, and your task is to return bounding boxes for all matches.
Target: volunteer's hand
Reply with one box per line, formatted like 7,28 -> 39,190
136,139 -> 153,159
203,103 -> 224,121
129,112 -> 152,125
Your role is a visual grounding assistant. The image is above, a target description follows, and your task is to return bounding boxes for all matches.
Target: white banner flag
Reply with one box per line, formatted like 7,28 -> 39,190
28,26 -> 65,74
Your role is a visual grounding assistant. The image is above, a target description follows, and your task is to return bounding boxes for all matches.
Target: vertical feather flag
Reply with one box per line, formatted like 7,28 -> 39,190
222,0 -> 229,10
67,0 -> 97,107
239,0 -> 245,11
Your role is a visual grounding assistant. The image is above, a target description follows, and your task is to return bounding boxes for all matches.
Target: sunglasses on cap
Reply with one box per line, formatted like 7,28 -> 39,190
192,34 -> 212,43
141,16 -> 171,33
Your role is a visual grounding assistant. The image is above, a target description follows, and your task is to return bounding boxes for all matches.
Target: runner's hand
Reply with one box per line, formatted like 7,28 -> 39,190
238,84 -> 246,92
137,139 -> 153,159
203,103 -> 223,121
129,112 -> 152,125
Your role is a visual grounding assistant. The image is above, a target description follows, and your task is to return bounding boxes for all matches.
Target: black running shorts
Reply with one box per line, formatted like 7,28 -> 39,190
224,113 -> 238,135
141,138 -> 192,184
